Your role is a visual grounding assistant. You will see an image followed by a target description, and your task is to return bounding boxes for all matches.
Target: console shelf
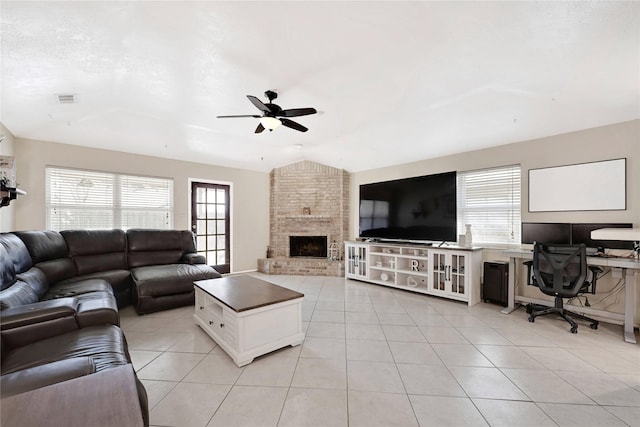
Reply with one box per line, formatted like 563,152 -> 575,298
345,241 -> 482,305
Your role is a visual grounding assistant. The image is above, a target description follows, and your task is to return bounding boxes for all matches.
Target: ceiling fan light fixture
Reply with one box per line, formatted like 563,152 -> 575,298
260,116 -> 281,130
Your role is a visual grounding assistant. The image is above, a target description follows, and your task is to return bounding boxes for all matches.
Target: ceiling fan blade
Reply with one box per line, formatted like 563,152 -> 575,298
255,123 -> 265,133
217,114 -> 262,118
278,108 -> 317,118
247,95 -> 272,113
280,118 -> 308,132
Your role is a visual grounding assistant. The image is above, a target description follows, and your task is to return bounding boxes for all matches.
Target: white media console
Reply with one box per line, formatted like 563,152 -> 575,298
345,241 -> 483,305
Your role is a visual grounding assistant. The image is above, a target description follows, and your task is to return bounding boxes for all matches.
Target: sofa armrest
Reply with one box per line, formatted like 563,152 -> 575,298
181,253 -> 206,265
0,298 -> 79,331
0,298 -> 80,350
0,357 -> 96,398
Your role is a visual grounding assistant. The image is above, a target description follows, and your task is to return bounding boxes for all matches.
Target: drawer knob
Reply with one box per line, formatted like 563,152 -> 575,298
209,320 -> 214,325
220,323 -> 225,328
199,306 -> 204,310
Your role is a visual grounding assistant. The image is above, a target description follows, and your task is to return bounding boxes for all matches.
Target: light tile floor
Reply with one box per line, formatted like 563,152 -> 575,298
120,273 -> 640,427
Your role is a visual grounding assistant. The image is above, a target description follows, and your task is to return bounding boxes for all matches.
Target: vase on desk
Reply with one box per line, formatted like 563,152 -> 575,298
465,224 -> 473,247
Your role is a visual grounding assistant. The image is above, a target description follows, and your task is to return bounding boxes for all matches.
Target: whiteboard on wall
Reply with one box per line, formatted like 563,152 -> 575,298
529,158 -> 626,212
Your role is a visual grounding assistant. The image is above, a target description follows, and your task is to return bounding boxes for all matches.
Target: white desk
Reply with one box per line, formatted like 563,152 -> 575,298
502,249 -> 640,343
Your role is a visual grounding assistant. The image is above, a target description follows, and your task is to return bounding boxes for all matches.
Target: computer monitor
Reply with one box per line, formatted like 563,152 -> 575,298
521,222 -> 571,245
571,223 -> 633,250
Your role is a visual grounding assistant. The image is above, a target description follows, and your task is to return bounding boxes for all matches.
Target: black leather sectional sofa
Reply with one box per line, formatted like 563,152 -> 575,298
0,228 -> 222,426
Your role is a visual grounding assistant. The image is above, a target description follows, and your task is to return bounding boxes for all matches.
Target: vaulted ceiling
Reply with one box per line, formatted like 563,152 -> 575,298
1,1 -> 638,172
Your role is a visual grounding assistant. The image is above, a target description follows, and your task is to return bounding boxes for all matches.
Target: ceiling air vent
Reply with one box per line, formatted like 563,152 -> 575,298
56,94 -> 77,104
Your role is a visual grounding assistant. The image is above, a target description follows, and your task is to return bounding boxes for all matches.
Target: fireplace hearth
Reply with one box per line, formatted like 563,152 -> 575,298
290,236 -> 327,258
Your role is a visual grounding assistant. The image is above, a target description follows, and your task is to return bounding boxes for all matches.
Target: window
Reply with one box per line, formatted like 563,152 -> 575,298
457,165 -> 521,245
46,167 -> 173,231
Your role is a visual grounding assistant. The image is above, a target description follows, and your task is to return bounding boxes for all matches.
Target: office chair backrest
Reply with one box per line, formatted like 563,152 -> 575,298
533,243 -> 588,298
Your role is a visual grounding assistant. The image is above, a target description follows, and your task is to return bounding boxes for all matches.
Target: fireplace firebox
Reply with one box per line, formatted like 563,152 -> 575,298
289,236 -> 327,258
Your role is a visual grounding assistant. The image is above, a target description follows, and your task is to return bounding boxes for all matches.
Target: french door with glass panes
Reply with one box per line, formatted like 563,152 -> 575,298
191,182 -> 230,274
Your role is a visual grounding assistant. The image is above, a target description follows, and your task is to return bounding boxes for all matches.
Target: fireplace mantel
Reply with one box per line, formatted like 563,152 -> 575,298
282,215 -> 331,221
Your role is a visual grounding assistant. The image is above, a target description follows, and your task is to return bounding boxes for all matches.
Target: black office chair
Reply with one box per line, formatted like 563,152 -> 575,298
525,243 -> 600,334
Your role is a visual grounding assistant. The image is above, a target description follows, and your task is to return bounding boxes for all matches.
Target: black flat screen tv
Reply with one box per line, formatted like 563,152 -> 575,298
359,171 -> 457,242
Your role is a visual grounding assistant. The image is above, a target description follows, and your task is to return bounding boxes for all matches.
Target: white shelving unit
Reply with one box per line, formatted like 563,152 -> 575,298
345,241 -> 482,305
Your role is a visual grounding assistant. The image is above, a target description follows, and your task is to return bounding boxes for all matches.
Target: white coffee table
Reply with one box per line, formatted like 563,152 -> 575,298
194,275 -> 305,366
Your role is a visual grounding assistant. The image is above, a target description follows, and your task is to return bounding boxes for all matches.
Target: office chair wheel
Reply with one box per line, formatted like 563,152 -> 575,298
570,326 -> 578,334
526,304 -> 533,314
528,316 -> 535,323
590,323 -> 598,330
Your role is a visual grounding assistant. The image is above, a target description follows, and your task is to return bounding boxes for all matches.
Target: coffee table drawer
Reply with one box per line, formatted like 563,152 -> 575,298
195,290 -> 237,347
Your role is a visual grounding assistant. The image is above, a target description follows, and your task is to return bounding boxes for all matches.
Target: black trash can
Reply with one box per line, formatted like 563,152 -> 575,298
483,261 -> 509,306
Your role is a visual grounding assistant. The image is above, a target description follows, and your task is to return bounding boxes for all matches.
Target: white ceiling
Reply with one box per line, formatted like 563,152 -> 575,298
1,1 -> 639,172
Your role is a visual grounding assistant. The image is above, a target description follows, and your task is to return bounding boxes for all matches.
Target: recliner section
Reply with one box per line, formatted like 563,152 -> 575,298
61,229 -> 133,307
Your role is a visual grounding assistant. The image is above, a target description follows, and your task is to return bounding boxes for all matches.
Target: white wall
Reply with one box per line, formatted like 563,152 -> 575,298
13,138 -> 269,273
350,119 -> 640,320
351,120 -> 639,232
0,123 -> 16,232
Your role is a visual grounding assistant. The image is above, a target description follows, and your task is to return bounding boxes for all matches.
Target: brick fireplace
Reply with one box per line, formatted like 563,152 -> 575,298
258,161 -> 348,276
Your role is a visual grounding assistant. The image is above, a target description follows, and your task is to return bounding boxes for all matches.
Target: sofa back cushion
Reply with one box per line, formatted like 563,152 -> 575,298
13,231 -> 68,264
0,233 -> 33,291
0,281 -> 39,310
61,229 -> 127,275
126,229 -> 195,268
15,268 -> 49,299
13,231 -> 77,284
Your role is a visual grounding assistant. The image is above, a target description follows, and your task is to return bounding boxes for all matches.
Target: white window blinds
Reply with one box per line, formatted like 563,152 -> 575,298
46,167 -> 173,231
457,165 -> 521,245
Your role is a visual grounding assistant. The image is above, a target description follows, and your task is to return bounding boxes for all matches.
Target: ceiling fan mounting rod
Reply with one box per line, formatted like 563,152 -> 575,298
265,90 -> 278,102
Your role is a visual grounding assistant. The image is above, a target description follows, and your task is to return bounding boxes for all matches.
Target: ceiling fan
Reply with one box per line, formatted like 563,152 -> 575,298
217,90 -> 317,133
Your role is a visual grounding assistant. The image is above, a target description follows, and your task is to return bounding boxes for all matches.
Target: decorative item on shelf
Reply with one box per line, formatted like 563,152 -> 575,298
0,156 -> 26,208
406,276 -> 418,287
380,273 -> 389,282
302,207 -> 311,215
389,259 -> 396,269
465,224 -> 473,247
413,249 -> 420,255
328,240 -> 340,261
376,261 -> 382,267
383,248 -> 391,254
410,259 -> 419,272
266,246 -> 272,258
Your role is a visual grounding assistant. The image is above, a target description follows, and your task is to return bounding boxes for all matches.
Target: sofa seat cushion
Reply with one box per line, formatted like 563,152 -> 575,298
1,325 -> 130,375
131,264 -> 220,297
57,270 -> 133,309
44,279 -> 113,299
